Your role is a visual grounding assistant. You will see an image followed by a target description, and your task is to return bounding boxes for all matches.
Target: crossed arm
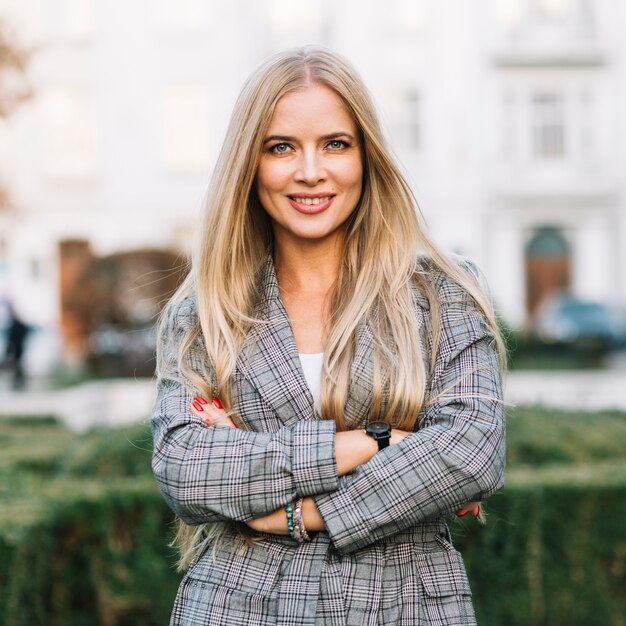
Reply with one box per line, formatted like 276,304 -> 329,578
153,290 -> 503,552
190,399 -> 481,535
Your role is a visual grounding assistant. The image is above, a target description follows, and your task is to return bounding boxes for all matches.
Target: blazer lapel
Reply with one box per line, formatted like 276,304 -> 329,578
236,258 -> 316,427
235,258 -> 432,430
344,278 -> 431,428
343,320 -> 376,428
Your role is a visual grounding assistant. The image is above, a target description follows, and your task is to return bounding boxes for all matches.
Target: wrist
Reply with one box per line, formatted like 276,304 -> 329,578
335,430 -> 377,475
302,497 -> 325,532
390,428 -> 411,445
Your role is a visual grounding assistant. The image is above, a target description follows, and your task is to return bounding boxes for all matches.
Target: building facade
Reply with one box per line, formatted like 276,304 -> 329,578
0,0 -> 624,371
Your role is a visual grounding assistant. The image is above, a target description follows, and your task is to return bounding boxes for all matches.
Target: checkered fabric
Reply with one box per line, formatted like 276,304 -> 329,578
151,256 -> 505,626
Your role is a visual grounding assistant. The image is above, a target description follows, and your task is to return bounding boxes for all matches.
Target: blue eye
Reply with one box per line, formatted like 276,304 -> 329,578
271,143 -> 290,154
328,140 -> 347,150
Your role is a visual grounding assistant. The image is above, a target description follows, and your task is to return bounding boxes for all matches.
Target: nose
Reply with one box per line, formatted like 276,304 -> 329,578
294,147 -> 326,185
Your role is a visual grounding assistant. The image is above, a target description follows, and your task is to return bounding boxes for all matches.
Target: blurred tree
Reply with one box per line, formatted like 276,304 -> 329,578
0,18 -> 33,210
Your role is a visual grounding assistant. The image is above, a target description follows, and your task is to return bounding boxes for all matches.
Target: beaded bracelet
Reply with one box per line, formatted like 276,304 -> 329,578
285,502 -> 296,540
292,497 -> 310,542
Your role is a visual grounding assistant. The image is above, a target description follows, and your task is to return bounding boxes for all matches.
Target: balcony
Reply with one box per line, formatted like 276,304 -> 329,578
489,165 -> 618,207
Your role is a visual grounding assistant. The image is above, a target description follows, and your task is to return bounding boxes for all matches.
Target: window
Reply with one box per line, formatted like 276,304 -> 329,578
402,91 -> 420,151
42,87 -> 98,179
577,0 -> 595,36
30,258 -> 42,281
501,92 -> 518,161
501,86 -> 600,167
531,92 -> 565,159
579,90 -> 594,160
160,86 -> 211,172
526,226 -> 570,256
387,89 -> 421,153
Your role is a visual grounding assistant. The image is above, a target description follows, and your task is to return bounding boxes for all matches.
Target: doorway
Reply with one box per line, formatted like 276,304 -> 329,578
525,226 -> 571,318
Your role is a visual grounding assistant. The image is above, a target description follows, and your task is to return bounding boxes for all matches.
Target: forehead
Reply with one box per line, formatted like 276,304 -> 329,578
266,83 -> 357,135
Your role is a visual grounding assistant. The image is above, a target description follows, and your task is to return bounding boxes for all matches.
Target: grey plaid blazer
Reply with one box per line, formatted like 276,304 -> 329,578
151,256 -> 505,626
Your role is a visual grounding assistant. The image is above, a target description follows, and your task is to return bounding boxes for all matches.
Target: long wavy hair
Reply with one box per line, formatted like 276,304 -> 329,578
157,46 -> 505,569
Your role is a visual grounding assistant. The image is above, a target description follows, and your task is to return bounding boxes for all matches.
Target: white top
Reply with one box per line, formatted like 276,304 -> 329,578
298,352 -> 324,407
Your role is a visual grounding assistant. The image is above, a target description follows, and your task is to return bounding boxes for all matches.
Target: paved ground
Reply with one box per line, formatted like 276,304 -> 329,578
1,369 -> 625,431
0,376 -> 157,431
505,370 -> 626,412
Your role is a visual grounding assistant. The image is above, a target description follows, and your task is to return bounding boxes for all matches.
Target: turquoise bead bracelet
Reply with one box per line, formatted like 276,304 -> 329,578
285,502 -> 296,540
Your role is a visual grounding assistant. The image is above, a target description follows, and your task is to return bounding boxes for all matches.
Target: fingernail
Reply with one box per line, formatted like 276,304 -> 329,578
192,401 -> 203,411
456,510 -> 468,518
195,396 -> 208,405
473,505 -> 481,516
212,398 -> 223,410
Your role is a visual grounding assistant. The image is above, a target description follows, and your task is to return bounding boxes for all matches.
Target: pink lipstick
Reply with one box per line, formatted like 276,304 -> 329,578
287,193 -> 335,215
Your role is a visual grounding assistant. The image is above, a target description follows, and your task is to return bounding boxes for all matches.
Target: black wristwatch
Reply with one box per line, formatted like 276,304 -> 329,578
365,421 -> 391,450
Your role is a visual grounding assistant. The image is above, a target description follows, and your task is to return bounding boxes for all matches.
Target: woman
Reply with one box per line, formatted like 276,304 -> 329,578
152,46 -> 505,626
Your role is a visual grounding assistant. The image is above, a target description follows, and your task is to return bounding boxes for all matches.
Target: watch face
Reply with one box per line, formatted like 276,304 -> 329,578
367,421 -> 390,435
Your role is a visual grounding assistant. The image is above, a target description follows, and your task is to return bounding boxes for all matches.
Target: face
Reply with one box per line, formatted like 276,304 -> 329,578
256,83 -> 363,250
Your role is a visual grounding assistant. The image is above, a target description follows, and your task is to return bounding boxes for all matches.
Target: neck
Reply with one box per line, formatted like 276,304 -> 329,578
273,238 -> 342,294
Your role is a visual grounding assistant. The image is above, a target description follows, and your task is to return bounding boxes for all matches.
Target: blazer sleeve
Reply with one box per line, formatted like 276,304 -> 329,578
151,299 -> 338,526
314,267 -> 505,554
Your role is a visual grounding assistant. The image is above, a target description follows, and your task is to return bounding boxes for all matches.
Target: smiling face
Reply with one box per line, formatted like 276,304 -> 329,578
256,83 -> 363,251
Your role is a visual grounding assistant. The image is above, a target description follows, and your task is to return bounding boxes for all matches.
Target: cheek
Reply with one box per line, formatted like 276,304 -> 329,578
255,168 -> 272,199
256,165 -> 287,216
257,161 -> 290,196
338,158 -> 363,195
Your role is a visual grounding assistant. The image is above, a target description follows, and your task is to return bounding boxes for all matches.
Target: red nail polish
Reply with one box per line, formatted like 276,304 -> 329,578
195,396 -> 208,405
212,398 -> 223,410
192,401 -> 203,411
473,505 -> 481,516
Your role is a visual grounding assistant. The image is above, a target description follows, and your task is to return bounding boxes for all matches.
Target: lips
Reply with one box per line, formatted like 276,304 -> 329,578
287,194 -> 335,214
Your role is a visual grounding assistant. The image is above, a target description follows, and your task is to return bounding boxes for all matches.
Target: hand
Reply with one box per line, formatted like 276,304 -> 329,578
191,396 -> 237,428
455,502 -> 481,518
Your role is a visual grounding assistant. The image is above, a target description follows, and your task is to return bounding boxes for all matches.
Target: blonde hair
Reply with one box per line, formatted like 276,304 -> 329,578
158,46 -> 505,569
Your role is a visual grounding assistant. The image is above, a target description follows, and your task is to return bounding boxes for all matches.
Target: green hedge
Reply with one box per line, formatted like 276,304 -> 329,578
453,406 -> 626,625
0,418 -> 179,626
1,409 -> 625,625
0,480 -> 178,626
505,406 -> 626,467
452,465 -> 626,626
498,318 -> 612,370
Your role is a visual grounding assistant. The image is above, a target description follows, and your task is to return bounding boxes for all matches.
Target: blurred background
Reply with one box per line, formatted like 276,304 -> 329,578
0,1 -> 625,625
1,0 -> 625,390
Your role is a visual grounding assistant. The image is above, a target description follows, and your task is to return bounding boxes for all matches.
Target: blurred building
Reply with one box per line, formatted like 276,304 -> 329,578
0,0 -> 624,373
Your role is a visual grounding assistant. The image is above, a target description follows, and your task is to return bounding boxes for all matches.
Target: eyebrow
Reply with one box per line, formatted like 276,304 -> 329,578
263,132 -> 356,144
